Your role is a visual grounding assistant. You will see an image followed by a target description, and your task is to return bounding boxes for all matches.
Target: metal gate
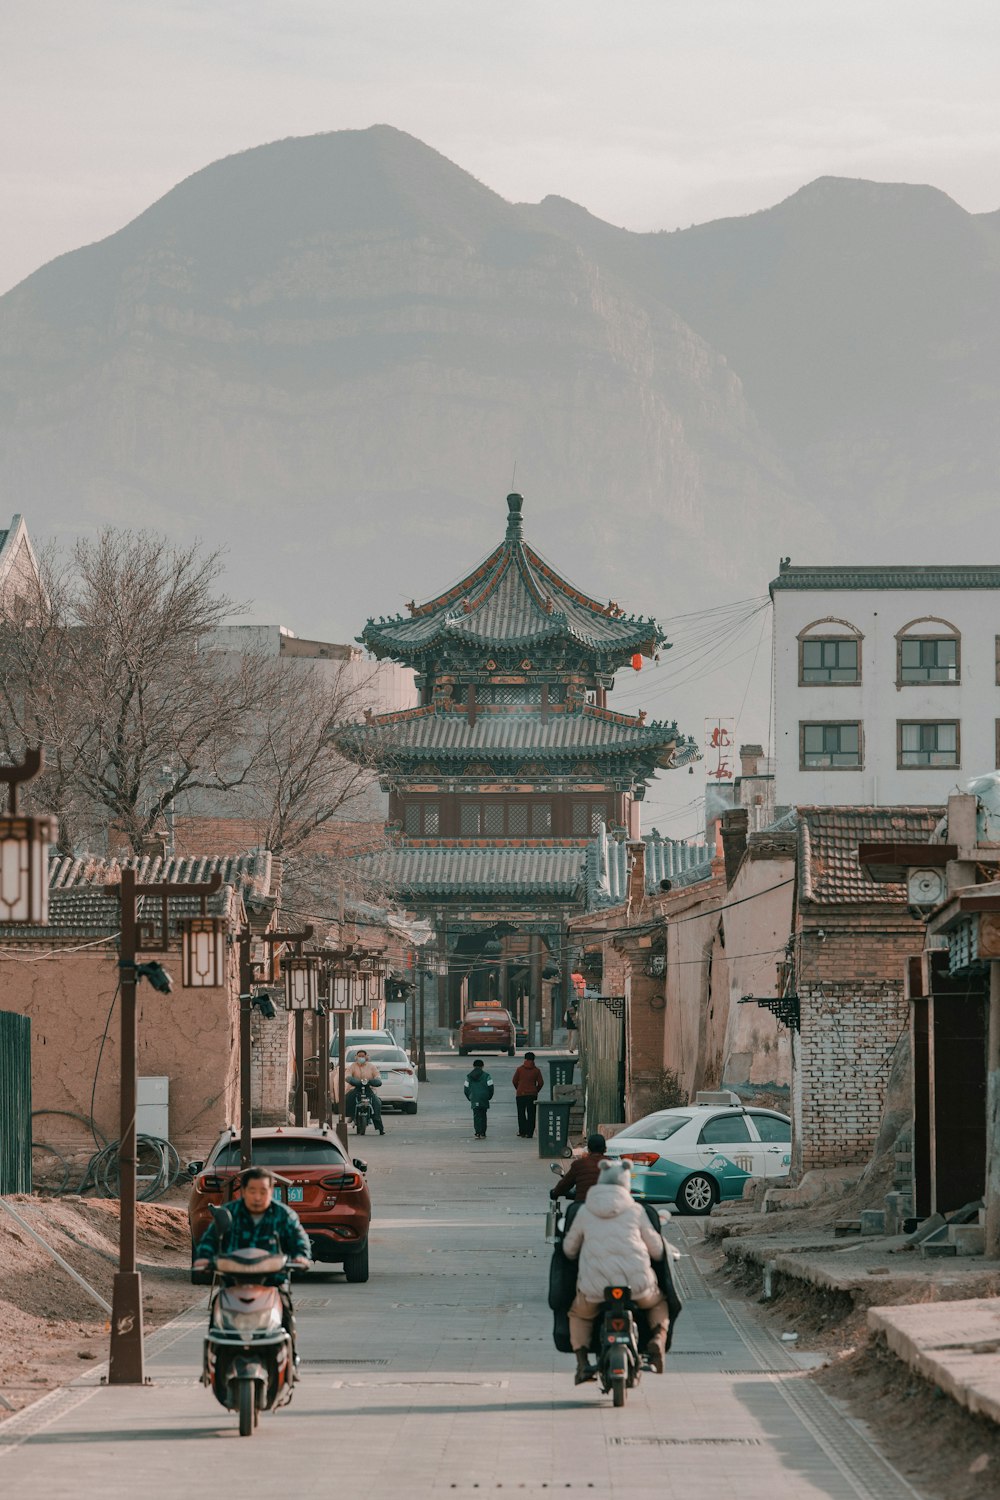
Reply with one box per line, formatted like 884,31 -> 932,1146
0,1011 -> 31,1194
577,996 -> 625,1133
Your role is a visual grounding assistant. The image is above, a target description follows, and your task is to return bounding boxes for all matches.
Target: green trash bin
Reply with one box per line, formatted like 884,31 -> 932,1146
548,1057 -> 577,1093
538,1100 -> 572,1158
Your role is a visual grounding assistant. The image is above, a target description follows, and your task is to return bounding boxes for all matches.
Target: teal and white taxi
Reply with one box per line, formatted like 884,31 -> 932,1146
605,1096 -> 791,1215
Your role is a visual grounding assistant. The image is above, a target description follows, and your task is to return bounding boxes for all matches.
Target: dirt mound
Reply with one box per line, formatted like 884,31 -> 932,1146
0,1195 -> 199,1418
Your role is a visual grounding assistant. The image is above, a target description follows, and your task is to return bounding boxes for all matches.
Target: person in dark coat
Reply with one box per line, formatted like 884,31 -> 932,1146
464,1059 -> 495,1138
511,1051 -> 544,1138
549,1133 -> 607,1202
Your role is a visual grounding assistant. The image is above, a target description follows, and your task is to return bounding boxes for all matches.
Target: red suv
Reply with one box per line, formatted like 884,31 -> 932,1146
187,1126 -> 373,1282
457,1006 -> 515,1056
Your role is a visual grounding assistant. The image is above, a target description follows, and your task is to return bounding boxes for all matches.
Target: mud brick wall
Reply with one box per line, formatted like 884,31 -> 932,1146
796,923 -> 918,1170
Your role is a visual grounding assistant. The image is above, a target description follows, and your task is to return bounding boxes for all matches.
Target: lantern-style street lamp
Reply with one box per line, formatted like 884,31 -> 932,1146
0,749 -> 56,927
178,914 -> 227,988
283,953 -> 319,1011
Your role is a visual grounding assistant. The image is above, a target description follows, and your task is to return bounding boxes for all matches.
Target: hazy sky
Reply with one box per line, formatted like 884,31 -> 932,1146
3,0 -> 1000,295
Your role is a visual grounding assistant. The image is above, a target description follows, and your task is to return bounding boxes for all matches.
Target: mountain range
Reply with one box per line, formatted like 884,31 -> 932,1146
2,125 -> 998,784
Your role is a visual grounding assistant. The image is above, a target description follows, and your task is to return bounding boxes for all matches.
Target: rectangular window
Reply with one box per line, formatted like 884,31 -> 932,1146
507,803 -> 528,835
899,637 -> 958,683
483,803 -> 505,836
800,722 -> 862,769
898,721 -> 960,768
800,637 -> 859,683
403,803 -> 420,835
459,802 -> 481,835
423,802 -> 439,834
530,802 -> 552,835
571,802 -> 589,836
404,801 -> 439,834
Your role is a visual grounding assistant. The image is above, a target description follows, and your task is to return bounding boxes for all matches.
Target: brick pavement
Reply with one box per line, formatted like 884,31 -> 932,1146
0,1053 -> 924,1497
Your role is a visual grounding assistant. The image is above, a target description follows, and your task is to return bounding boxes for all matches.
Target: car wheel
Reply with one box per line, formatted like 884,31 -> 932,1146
404,1102 -> 418,1114
676,1172 -> 718,1216
343,1243 -> 369,1283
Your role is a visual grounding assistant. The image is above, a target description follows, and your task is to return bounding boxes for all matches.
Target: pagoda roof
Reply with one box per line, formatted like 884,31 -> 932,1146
360,494 -> 665,664
338,703 -> 697,769
358,842 -> 588,901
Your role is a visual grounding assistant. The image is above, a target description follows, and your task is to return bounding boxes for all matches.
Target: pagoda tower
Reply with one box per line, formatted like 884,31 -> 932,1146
340,494 -> 697,1040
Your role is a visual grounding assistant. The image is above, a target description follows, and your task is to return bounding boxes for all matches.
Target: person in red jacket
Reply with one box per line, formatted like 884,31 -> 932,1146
549,1134 -> 607,1202
511,1051 -> 545,1138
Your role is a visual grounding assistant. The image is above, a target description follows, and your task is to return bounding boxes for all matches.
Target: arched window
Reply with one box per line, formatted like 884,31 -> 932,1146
797,617 -> 862,685
895,617 -> 960,686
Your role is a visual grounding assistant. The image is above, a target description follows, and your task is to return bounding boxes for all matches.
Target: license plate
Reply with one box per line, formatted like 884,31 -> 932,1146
288,1186 -> 304,1203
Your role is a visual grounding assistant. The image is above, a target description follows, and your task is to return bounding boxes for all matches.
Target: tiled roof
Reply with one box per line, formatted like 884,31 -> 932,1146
771,563 -> 1000,593
361,495 -> 665,665
797,806 -> 944,906
2,883 -> 239,941
587,826 -> 713,906
339,704 -> 697,767
49,850 -> 274,899
358,842 -> 588,900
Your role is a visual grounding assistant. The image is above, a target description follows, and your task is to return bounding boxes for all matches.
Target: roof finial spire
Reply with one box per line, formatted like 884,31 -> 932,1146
506,492 -> 523,539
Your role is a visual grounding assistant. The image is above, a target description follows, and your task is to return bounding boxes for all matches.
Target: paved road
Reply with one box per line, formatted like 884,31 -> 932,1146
0,1054 -> 924,1498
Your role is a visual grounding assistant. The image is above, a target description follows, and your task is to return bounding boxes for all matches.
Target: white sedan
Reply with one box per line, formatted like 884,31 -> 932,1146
605,1102 -> 791,1214
335,1045 -> 419,1114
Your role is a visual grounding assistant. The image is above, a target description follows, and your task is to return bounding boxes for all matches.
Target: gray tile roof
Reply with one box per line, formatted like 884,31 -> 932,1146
358,842 -> 588,900
797,805 -> 944,906
49,850 -> 273,898
771,563 -> 1000,593
361,498 -> 665,665
587,826 -> 712,906
2,883 -> 239,941
340,704 -> 696,766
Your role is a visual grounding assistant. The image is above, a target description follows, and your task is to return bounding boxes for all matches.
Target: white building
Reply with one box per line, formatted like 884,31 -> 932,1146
770,561 -> 1000,807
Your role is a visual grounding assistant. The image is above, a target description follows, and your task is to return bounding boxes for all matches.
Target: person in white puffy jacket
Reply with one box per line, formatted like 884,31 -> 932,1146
561,1157 -> 670,1381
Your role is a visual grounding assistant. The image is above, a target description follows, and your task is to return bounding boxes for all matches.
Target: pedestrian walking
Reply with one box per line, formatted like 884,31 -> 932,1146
564,1001 -> 579,1054
511,1050 -> 544,1137
464,1058 -> 494,1138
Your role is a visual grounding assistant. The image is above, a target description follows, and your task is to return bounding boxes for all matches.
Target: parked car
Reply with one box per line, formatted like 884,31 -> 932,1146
457,1007 -> 515,1056
336,1045 -> 418,1113
330,1027 -> 396,1058
187,1126 -> 373,1281
605,1102 -> 791,1215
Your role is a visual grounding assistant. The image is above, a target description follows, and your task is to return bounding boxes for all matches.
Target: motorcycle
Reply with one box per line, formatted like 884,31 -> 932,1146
201,1210 -> 296,1436
349,1078 -> 381,1136
547,1163 -> 682,1408
595,1285 -> 641,1407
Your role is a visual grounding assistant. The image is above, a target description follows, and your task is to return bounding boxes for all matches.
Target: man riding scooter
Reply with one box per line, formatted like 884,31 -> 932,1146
346,1048 -> 385,1135
192,1166 -> 311,1361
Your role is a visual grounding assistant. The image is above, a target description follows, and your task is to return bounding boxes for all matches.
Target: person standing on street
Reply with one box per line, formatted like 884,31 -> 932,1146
511,1051 -> 544,1138
564,1000 -> 579,1054
464,1058 -> 494,1138
549,1133 -> 607,1202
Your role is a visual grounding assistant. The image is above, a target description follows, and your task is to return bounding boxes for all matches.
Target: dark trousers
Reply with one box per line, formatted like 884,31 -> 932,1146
516,1095 -> 538,1137
472,1104 -> 488,1136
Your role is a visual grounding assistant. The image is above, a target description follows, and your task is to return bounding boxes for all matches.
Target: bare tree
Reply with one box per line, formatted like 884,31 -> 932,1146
0,530 -> 274,852
238,656 -> 381,856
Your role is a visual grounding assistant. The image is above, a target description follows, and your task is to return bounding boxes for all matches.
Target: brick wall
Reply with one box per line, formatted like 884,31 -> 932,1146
251,1009 -> 292,1126
796,923 -> 917,1170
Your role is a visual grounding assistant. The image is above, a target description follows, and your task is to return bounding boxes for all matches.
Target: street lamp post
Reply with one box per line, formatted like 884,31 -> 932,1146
104,867 -> 223,1386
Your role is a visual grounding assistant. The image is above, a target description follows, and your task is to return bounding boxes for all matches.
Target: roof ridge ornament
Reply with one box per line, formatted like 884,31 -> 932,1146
506,492 -> 524,539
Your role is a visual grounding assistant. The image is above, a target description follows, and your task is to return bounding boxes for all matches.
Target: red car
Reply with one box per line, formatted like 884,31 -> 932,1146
187,1125 -> 372,1282
457,1006 -> 515,1056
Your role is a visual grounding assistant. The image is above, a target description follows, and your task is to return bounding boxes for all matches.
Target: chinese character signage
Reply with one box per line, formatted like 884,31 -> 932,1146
704,717 -> 735,780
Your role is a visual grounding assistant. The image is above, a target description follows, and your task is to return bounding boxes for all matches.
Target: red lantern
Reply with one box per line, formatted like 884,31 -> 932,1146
631,653 -> 642,671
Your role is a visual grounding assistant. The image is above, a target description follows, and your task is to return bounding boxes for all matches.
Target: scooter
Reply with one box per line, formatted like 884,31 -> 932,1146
202,1215 -> 296,1436
350,1079 -> 381,1135
595,1285 -> 641,1407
